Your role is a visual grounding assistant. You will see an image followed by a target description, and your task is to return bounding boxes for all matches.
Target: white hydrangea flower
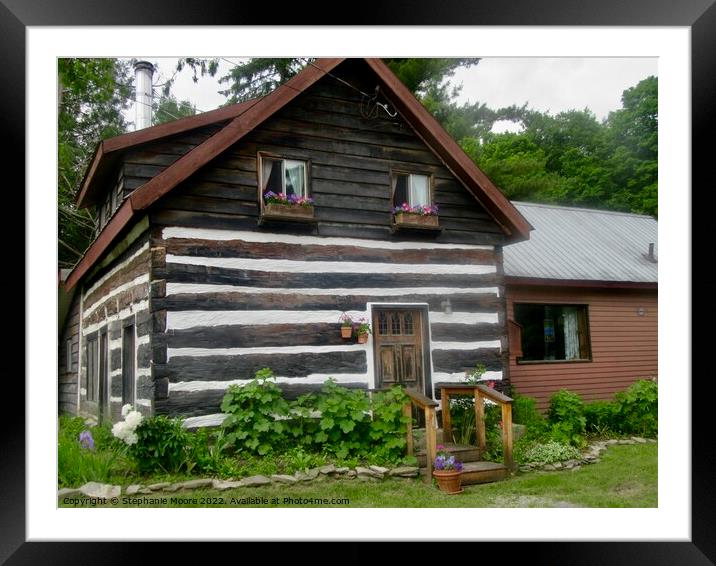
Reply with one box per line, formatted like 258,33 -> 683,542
124,410 -> 143,429
112,420 -> 128,441
121,404 -> 133,417
124,431 -> 138,445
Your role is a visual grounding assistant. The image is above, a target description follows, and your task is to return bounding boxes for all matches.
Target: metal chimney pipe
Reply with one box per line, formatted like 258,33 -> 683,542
134,61 -> 154,130
647,242 -> 656,262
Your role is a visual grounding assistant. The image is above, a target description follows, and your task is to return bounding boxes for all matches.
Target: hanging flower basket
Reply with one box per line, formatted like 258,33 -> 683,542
341,326 -> 353,339
356,332 -> 369,344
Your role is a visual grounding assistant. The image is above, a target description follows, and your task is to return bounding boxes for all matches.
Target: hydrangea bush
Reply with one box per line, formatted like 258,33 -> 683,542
111,404 -> 144,446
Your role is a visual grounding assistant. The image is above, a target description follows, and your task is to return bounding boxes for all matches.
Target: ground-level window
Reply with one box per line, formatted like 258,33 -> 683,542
86,335 -> 98,400
513,304 -> 591,362
260,155 -> 309,200
122,324 -> 135,405
392,172 -> 432,208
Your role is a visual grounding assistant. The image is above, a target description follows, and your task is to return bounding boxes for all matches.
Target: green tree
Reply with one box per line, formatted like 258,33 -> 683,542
58,58 -> 133,268
153,95 -> 197,125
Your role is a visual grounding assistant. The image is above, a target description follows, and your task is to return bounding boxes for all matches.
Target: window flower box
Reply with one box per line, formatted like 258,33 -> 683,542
264,201 -> 315,220
262,191 -> 315,222
392,204 -> 440,230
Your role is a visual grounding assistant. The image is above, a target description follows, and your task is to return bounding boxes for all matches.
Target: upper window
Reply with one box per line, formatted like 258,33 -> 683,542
261,155 -> 309,200
392,172 -> 432,209
513,304 -> 591,363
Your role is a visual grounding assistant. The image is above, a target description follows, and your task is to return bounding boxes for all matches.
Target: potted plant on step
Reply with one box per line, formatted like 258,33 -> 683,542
353,318 -> 372,344
433,444 -> 464,494
339,312 -> 354,339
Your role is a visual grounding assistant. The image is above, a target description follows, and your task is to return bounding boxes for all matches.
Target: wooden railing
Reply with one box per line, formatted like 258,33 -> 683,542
438,383 -> 514,471
403,388 -> 439,483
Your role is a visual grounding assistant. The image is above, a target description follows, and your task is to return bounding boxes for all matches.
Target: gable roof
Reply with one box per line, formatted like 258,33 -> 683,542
504,202 -> 658,286
65,58 -> 531,290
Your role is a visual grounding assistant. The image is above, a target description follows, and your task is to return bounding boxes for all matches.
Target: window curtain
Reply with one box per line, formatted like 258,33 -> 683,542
262,159 -> 275,192
409,174 -> 429,206
563,307 -> 580,360
285,160 -> 305,197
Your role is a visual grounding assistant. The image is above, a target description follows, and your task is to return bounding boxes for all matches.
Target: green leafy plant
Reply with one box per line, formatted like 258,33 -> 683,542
519,440 -> 582,464
220,367 -> 291,455
311,379 -> 371,459
131,415 -> 190,474
547,389 -> 586,447
446,363 -> 487,445
369,386 -> 410,462
614,378 -> 658,437
584,400 -> 619,435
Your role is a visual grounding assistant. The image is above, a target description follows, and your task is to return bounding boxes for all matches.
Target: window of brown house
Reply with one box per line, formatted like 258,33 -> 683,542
513,304 -> 591,362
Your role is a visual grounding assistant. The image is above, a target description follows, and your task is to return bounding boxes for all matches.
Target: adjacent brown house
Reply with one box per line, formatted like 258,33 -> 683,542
503,202 -> 658,410
58,58 -> 533,427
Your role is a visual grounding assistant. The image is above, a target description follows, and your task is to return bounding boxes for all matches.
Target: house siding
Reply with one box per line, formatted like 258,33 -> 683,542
149,227 -> 507,420
78,230 -> 154,421
506,285 -> 658,411
58,292 -> 81,415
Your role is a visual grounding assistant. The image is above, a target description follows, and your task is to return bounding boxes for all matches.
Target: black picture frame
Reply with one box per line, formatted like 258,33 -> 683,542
11,0 -> 711,563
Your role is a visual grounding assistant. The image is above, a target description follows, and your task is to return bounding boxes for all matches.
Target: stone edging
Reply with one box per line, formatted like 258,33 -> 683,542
518,436 -> 657,474
58,464 -> 420,500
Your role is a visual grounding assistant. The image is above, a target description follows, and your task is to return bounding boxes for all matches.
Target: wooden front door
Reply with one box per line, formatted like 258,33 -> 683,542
373,308 -> 426,394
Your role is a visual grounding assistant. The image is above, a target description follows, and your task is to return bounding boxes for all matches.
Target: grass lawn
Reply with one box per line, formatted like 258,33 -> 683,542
61,442 -> 657,508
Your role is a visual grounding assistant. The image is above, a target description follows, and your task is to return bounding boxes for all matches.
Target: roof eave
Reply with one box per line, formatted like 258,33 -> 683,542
505,276 -> 658,290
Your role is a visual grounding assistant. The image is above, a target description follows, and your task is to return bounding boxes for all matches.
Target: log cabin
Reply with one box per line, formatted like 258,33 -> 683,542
57,58 -> 534,427
504,202 -> 658,411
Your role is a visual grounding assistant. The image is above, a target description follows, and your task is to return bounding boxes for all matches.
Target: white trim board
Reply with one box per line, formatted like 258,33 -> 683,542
163,227 -> 494,250
166,254 -> 497,275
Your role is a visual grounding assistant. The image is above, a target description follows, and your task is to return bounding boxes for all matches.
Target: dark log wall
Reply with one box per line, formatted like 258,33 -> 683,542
93,124 -> 226,236
59,292 -> 81,415
97,59 -> 511,425
78,230 -> 154,421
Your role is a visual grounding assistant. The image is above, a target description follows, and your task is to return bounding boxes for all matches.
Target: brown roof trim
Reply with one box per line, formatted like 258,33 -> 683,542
127,58 -> 345,213
75,98 -> 260,208
67,58 -> 533,290
65,200 -> 135,290
505,276 -> 658,290
364,58 -> 533,243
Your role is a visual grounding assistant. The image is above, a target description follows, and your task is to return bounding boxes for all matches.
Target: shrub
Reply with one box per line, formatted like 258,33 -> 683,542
220,367 -> 291,455
309,379 -> 372,459
369,386 -> 410,462
131,415 -> 190,474
547,389 -> 586,447
614,379 -> 658,437
584,400 -> 619,435
520,440 -> 582,464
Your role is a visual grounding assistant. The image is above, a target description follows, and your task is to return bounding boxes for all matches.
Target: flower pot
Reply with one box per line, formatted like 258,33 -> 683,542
357,333 -> 369,344
263,202 -> 315,220
432,469 -> 463,494
341,326 -> 353,339
393,212 -> 439,229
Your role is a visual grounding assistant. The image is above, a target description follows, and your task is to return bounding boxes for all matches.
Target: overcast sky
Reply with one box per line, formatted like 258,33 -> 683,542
135,57 -> 657,133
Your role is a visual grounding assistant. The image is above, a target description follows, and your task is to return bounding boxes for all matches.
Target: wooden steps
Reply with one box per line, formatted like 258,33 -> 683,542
417,440 -> 512,485
415,443 -> 481,468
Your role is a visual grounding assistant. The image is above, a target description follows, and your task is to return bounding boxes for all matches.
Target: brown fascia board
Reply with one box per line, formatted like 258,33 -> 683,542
65,58 -> 345,290
65,199 -> 135,290
364,58 -> 533,243
128,58 -> 345,212
75,98 -> 260,209
505,276 -> 658,290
